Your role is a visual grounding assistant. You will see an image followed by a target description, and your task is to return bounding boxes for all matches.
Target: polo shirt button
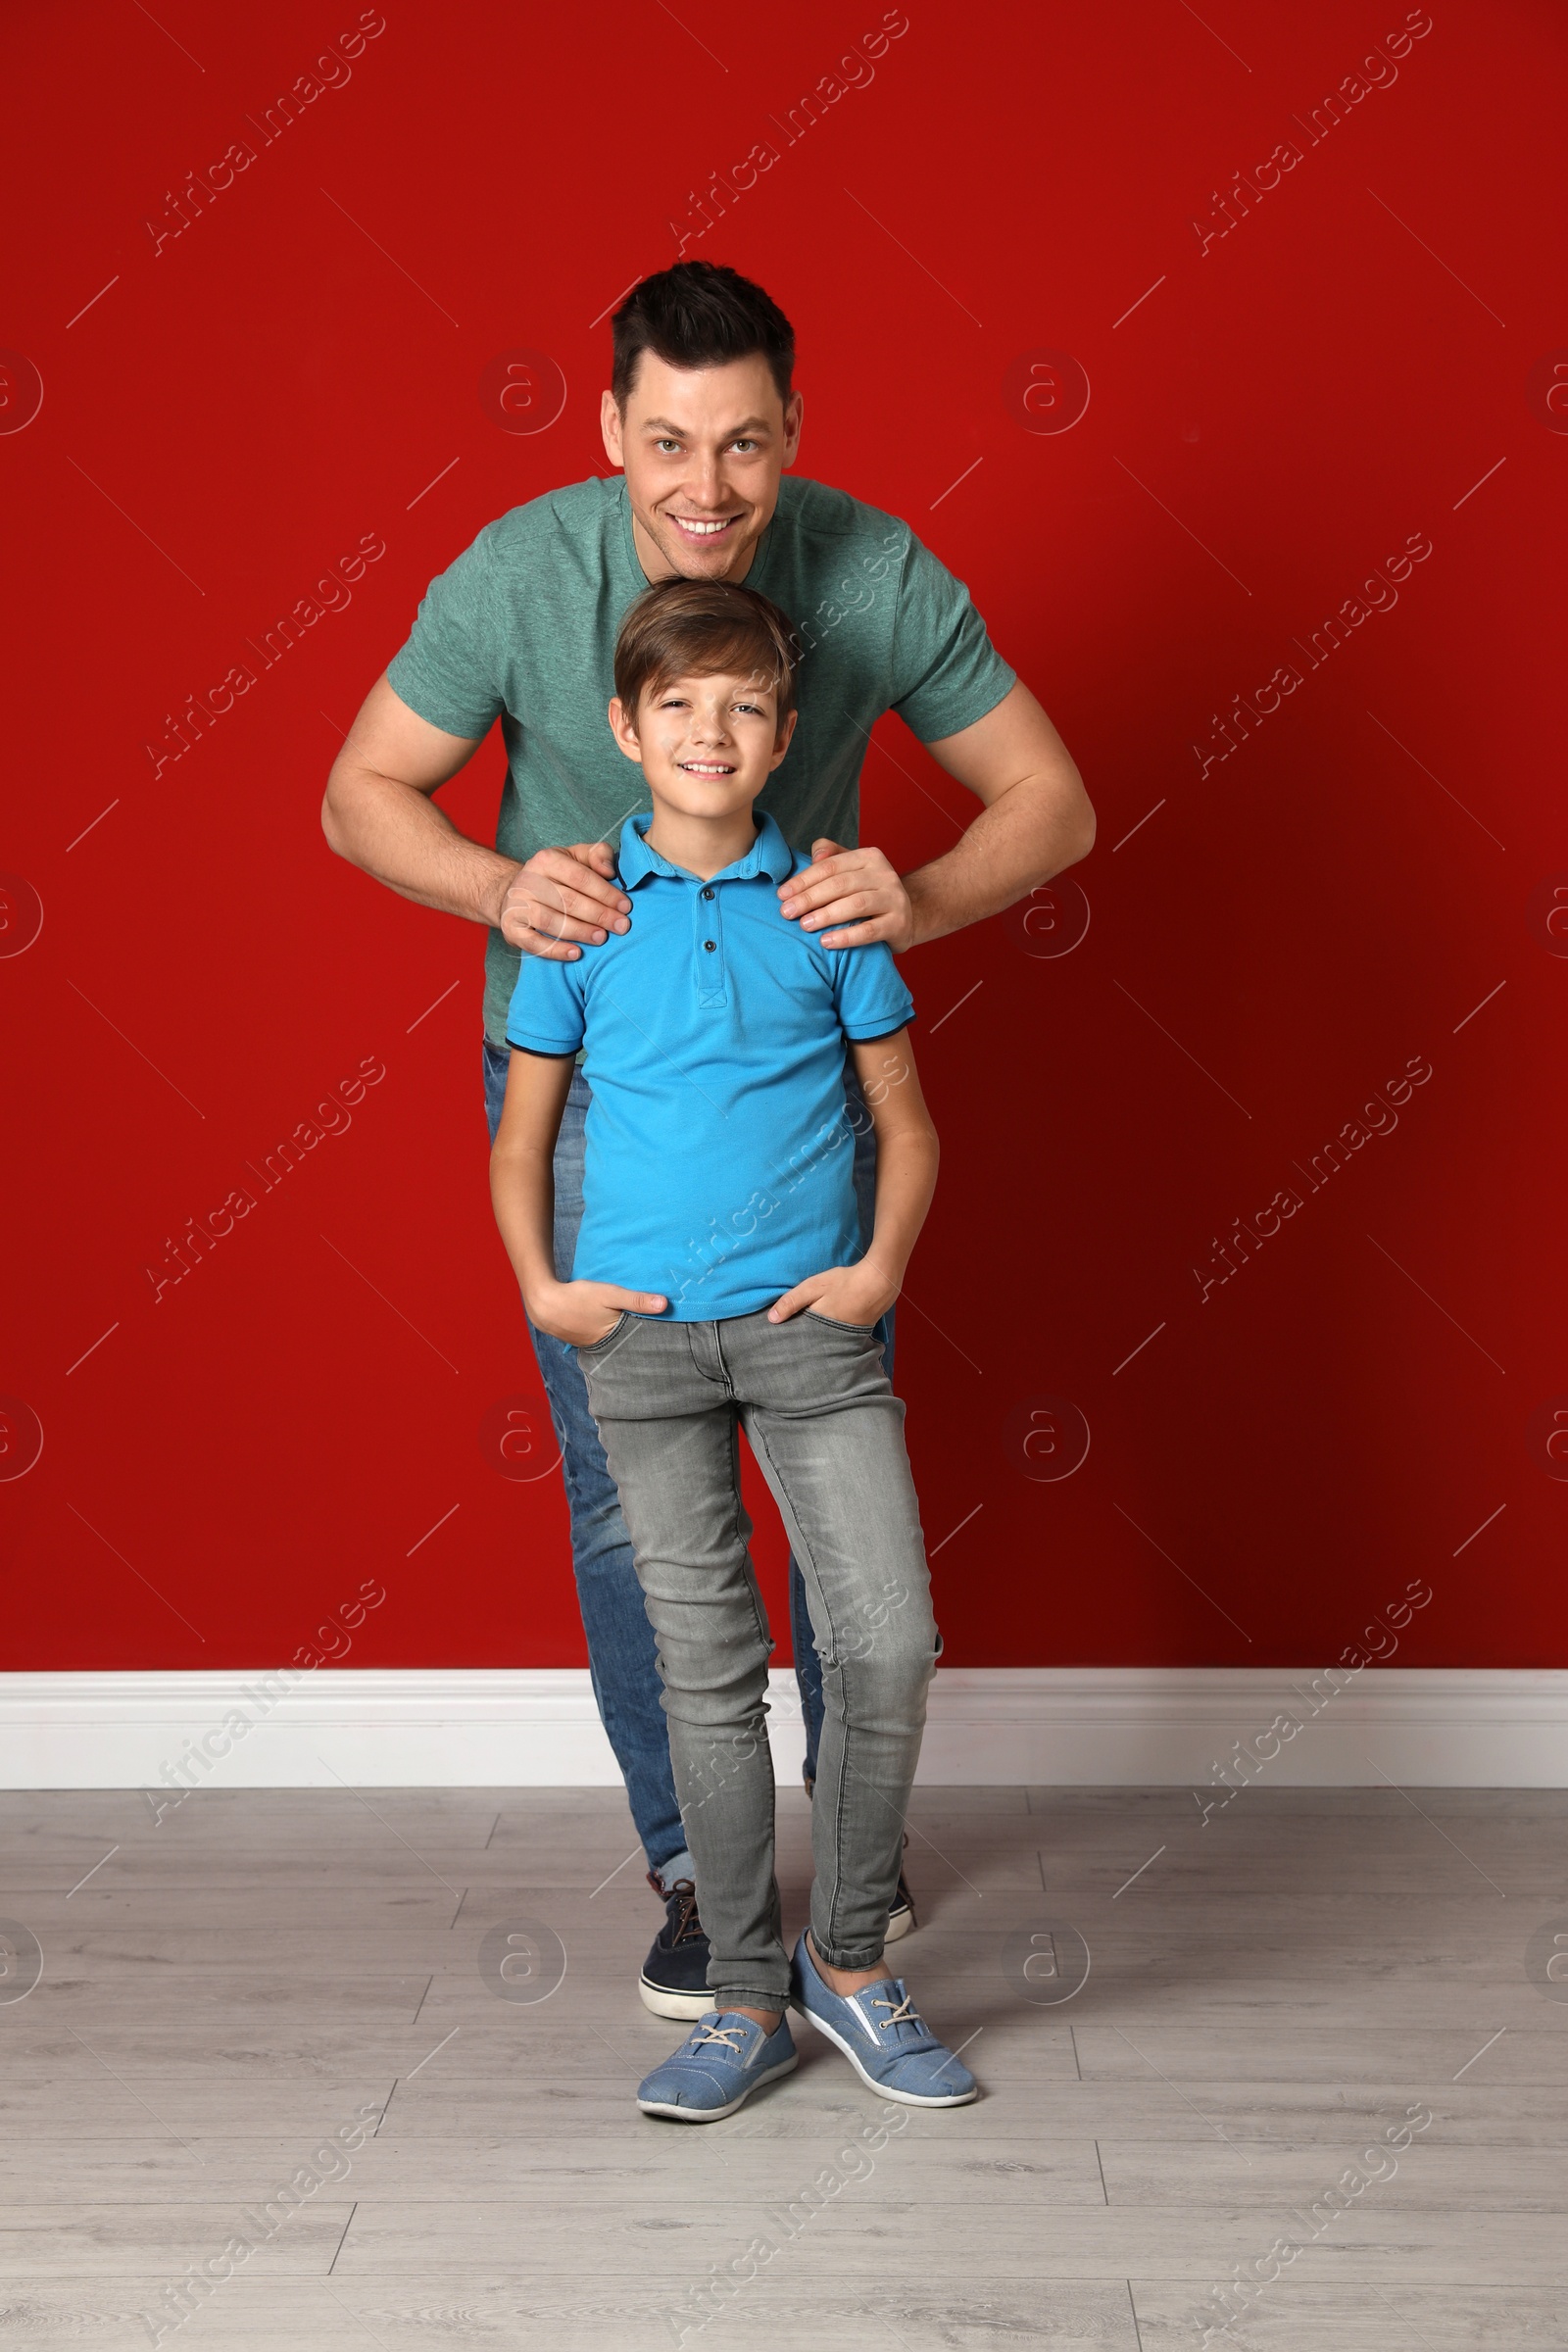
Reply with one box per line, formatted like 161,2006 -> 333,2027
703,939 -> 717,953
701,887 -> 714,901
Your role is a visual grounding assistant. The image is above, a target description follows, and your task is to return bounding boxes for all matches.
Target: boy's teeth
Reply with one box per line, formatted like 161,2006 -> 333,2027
677,517 -> 729,533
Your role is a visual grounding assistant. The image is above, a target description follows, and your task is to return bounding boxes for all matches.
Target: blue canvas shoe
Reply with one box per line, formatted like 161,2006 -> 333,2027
789,1932 -> 978,2107
636,2011 -> 798,2123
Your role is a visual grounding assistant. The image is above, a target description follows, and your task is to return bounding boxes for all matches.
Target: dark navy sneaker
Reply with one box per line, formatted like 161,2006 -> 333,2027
790,1930 -> 978,2107
638,1874 -> 715,2021
637,2011 -> 798,2122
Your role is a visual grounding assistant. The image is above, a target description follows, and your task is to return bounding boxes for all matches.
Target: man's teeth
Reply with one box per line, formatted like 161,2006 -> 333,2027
675,516 -> 732,534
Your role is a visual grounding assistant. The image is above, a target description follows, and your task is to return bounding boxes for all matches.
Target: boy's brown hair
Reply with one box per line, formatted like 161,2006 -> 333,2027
612,578 -> 802,739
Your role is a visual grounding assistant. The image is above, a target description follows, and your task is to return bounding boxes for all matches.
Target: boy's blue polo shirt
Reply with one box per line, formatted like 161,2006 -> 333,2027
505,810 -> 915,1320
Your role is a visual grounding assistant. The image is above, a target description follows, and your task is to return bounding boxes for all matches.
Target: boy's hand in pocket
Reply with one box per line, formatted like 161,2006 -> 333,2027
528,1279 -> 666,1347
767,1261 -> 896,1331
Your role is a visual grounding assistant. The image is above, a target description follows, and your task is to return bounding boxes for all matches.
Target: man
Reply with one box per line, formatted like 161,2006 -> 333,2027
321,260 -> 1094,2017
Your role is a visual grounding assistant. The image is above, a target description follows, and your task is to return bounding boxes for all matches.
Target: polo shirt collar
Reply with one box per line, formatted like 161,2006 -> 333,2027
617,809 -> 795,889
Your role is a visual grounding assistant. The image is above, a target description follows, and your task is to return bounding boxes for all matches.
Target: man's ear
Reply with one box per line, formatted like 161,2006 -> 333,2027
769,708 -> 800,768
601,390 -> 624,468
608,696 -> 644,763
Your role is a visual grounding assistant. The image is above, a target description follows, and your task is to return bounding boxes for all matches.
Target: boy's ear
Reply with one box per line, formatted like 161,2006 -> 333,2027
608,696 -> 644,763
768,708 -> 799,769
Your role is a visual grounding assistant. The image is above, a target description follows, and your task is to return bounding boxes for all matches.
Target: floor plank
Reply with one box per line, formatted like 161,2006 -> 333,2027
1,1785 -> 1561,2340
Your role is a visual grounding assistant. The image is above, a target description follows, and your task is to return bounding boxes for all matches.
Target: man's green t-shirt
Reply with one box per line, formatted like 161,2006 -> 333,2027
384,471 -> 1016,1044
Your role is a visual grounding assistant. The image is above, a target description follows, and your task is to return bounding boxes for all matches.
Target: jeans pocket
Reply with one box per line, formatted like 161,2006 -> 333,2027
576,1310 -> 631,1355
803,1308 -> 879,1334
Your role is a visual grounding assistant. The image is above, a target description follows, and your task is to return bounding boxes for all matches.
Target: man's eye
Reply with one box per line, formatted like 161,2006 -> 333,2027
656,439 -> 681,453
730,439 -> 757,453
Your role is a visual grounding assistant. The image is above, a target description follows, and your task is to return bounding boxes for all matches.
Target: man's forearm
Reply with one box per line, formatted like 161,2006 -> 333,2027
323,762 -> 518,926
903,773 -> 1092,950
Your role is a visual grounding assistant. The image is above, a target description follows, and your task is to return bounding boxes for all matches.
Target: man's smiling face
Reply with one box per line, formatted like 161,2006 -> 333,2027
601,352 -> 803,585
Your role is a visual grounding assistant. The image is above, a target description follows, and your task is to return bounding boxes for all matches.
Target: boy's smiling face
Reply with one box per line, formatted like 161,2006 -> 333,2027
609,667 -> 798,820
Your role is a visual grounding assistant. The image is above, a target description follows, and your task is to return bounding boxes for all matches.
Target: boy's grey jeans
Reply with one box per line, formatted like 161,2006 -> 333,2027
575,1305 -> 939,2012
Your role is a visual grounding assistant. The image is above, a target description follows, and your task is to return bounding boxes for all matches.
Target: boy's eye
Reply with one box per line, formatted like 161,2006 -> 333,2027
656,438 -> 681,453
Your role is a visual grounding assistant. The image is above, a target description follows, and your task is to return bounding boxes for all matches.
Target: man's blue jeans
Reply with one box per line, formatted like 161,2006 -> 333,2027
484,1042 -> 895,1893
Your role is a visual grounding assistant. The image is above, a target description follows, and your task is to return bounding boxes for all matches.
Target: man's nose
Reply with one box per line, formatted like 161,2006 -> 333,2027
684,451 -> 725,507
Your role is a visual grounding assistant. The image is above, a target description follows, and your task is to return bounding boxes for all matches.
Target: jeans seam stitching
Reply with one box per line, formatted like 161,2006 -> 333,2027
685,1322 -> 729,1391
705,1412 -> 776,1991
745,1414 -> 850,1961
726,1416 -> 772,1668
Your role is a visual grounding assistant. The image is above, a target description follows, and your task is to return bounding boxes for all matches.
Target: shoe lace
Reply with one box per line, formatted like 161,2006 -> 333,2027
691,2023 -> 748,2052
666,1880 -> 705,1947
871,1991 -> 919,2032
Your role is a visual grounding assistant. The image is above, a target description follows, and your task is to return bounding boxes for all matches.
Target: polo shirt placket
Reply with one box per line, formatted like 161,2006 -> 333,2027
695,880 -> 727,1010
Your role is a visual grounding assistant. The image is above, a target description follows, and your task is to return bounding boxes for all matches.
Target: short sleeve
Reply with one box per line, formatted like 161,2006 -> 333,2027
384,525 -> 507,741
888,532 -> 1016,745
505,950 -> 587,1055
830,940 -> 915,1043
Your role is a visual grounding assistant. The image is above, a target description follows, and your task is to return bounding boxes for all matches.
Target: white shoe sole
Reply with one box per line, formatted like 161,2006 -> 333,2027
637,2052 -> 798,2122
885,1903 -> 914,1942
639,1975 -> 719,2022
793,1999 -> 979,2106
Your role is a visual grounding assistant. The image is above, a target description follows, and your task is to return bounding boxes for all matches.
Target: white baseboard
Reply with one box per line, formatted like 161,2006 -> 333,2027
2,1668 -> 1566,1789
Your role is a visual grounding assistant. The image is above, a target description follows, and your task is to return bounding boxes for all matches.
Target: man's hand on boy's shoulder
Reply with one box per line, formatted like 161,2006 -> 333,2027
529,1278 -> 667,1348
777,838 -> 914,953
767,1259 -> 899,1333
499,840 -> 632,960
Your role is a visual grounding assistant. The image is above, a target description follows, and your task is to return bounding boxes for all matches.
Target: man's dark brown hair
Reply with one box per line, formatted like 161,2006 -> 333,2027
611,262 -> 795,411
613,579 -> 802,738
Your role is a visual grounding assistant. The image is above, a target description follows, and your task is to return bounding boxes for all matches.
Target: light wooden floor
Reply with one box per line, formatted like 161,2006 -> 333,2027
2,1783 -> 1565,2348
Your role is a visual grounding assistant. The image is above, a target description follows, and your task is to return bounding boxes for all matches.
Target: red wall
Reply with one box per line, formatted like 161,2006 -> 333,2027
4,0 -> 1563,1676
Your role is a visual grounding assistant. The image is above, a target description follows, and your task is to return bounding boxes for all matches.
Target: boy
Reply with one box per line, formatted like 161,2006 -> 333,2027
489,578 -> 977,2119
